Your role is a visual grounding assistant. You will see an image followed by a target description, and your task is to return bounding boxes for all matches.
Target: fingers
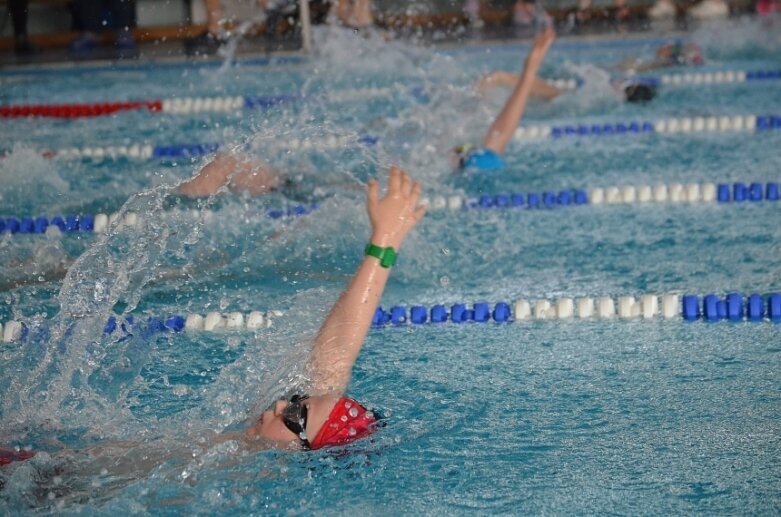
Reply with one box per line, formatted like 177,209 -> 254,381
367,178 -> 379,208
401,170 -> 412,196
409,181 -> 421,207
388,165 -> 402,193
411,205 -> 427,224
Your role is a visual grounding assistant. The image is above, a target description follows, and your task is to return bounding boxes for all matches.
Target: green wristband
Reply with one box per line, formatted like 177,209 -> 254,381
365,243 -> 397,268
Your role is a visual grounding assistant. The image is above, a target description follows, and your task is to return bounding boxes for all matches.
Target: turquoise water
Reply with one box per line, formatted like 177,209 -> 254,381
1,22 -> 781,514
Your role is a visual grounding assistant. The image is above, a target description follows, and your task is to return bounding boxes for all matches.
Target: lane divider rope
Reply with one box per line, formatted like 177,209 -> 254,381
370,292 -> 781,326
422,181 -> 780,210
0,310 -> 284,343
3,181 -> 778,238
0,203 -> 317,236
3,292 -> 780,343
12,112 -> 777,162
3,68 -> 780,119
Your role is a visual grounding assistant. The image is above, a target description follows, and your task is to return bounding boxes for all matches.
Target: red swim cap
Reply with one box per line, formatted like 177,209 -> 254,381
0,447 -> 35,466
310,397 -> 378,450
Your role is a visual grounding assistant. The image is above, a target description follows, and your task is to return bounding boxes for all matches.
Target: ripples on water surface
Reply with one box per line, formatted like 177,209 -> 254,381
1,21 -> 780,514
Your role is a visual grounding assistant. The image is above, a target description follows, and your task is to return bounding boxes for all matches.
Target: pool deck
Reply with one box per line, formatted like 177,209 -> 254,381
0,20 -> 692,74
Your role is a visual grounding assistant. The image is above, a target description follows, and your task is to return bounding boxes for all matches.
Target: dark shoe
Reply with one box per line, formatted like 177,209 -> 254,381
184,32 -> 225,56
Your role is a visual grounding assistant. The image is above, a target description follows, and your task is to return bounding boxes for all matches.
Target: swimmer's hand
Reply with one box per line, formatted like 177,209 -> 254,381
528,27 -> 556,65
367,166 -> 426,250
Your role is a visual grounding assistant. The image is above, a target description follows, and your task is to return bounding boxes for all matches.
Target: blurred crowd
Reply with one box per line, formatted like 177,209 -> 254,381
4,0 -> 779,59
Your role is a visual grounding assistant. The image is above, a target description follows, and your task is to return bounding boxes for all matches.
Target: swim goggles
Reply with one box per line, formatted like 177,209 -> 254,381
453,143 -> 474,168
281,394 -> 311,448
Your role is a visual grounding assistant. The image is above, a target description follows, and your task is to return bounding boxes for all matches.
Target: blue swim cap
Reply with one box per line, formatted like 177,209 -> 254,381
461,148 -> 506,172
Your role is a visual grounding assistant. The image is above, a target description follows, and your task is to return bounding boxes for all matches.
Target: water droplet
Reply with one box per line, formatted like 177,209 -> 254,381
440,276 -> 450,287
344,401 -> 352,409
348,407 -> 359,418
348,427 -> 357,436
340,415 -> 348,422
441,247 -> 450,256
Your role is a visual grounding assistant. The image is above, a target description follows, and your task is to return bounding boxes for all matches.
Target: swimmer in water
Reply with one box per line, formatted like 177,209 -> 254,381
240,165 -> 425,449
477,70 -> 658,104
451,27 -> 556,173
616,41 -> 704,73
1,166 -> 425,463
176,153 -> 281,197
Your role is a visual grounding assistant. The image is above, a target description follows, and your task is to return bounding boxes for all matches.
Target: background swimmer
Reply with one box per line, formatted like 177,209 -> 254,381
477,70 -> 658,103
177,153 -> 281,197
452,27 -> 556,172
616,41 -> 704,73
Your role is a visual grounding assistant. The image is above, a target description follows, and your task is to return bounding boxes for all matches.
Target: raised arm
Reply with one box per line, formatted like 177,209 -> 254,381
477,71 -> 563,101
308,166 -> 425,395
482,27 -> 556,155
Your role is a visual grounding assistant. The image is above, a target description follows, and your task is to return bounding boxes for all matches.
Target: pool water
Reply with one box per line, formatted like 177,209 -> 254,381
1,21 -> 781,514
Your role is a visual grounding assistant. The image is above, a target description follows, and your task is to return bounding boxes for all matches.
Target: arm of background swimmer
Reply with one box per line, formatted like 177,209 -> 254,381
482,28 -> 556,155
307,166 -> 425,395
177,154 -> 237,197
478,72 -> 561,101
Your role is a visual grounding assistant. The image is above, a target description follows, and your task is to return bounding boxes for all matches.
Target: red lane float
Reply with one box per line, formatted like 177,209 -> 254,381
0,100 -> 162,119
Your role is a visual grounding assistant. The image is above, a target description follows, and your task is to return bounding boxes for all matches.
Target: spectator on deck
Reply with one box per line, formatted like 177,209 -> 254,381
69,0 -> 137,57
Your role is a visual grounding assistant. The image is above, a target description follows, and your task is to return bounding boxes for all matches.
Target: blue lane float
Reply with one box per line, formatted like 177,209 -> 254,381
0,204 -> 319,237
433,181 -> 778,212
369,293 -> 781,328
